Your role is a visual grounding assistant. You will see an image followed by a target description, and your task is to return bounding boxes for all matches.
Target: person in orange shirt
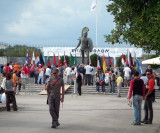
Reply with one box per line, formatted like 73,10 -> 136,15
12,71 -> 18,92
13,62 -> 20,72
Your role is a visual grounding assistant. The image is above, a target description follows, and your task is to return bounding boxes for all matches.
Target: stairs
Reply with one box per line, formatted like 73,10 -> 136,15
65,85 -> 160,99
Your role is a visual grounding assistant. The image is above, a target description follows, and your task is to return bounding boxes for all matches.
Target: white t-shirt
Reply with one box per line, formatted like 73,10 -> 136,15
39,68 -> 45,76
65,67 -> 72,76
84,65 -> 92,74
123,67 -> 131,77
45,68 -> 51,76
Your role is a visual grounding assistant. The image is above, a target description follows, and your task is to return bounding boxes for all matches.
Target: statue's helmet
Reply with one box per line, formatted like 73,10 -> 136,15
81,27 -> 89,36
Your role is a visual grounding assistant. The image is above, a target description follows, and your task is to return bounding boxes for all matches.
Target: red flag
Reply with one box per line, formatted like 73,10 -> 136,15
121,54 -> 126,66
108,55 -> 112,66
53,53 -> 57,66
47,57 -> 51,66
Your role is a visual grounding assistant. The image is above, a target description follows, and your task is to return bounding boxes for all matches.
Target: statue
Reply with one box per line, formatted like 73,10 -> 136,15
75,27 -> 93,64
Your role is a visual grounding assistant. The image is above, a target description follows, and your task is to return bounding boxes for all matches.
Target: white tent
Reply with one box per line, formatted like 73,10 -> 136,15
142,57 -> 160,65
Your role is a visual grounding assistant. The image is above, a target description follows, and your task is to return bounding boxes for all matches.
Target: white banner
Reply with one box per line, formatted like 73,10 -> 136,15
42,47 -> 142,57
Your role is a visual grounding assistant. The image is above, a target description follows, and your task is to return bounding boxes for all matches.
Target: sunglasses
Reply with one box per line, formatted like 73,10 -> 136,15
146,73 -> 151,75
53,73 -> 57,74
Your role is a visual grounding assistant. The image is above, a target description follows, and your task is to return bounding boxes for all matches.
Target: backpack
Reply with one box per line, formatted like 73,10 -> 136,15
111,73 -> 116,81
78,67 -> 85,74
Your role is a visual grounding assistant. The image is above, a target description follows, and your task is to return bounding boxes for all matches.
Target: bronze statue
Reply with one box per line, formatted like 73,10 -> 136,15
75,27 -> 93,64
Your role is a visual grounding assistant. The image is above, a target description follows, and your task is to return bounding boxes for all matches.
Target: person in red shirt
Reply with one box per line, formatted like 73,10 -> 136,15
142,70 -> 155,124
127,71 -> 145,125
4,63 -> 10,74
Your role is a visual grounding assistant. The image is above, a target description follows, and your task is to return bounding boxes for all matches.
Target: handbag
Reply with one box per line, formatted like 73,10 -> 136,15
99,81 -> 104,86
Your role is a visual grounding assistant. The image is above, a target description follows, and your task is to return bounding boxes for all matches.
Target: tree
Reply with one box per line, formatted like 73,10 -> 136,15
105,0 -> 160,54
90,54 -> 98,67
0,45 -> 40,57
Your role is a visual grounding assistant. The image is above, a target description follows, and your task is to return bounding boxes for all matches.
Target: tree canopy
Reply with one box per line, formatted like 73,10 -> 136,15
105,0 -> 160,54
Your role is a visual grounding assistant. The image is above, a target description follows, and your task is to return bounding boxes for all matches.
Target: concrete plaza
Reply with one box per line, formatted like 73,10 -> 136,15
0,94 -> 160,133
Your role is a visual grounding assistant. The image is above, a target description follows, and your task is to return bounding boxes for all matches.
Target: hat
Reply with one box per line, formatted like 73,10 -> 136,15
39,64 -> 42,66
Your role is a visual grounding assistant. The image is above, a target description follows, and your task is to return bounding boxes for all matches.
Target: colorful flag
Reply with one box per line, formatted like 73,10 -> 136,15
121,54 -> 126,66
136,58 -> 143,74
91,0 -> 97,11
31,52 -> 35,64
108,55 -> 112,66
26,51 -> 31,65
97,55 -> 101,70
102,55 -> 106,72
35,52 -> 40,66
53,53 -> 57,66
58,52 -> 61,67
129,52 -> 133,67
47,56 -> 51,66
40,52 -> 45,65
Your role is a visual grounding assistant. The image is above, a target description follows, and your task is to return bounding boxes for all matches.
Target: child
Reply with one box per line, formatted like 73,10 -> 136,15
116,75 -> 123,97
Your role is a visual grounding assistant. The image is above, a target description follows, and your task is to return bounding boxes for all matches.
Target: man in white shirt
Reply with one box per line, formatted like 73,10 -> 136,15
84,64 -> 93,85
64,66 -> 72,85
45,66 -> 52,83
123,65 -> 131,87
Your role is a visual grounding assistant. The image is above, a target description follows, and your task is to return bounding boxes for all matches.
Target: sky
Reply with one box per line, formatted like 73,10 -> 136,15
0,0 -> 132,48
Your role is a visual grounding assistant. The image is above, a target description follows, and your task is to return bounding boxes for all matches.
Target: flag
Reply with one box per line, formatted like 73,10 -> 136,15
102,55 -> 106,72
91,0 -> 97,11
133,58 -> 137,69
42,52 -> 45,65
129,52 -> 133,67
26,51 -> 31,65
58,52 -> 61,67
113,57 -> 117,68
97,55 -> 101,70
35,52 -> 40,66
31,52 -> 35,64
40,52 -> 45,65
64,51 -> 67,67
47,57 -> 51,66
121,54 -> 126,66
136,58 -> 143,74
108,55 -> 112,66
53,53 -> 57,66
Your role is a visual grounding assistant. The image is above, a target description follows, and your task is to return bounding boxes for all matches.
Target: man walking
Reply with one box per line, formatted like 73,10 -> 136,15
128,71 -> 145,125
142,70 -> 155,124
46,69 -> 64,128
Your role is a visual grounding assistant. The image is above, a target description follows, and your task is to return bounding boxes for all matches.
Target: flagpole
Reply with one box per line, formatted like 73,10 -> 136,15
95,0 -> 98,48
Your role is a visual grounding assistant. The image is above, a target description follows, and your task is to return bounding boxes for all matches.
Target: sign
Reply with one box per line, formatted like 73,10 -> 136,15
42,47 -> 142,57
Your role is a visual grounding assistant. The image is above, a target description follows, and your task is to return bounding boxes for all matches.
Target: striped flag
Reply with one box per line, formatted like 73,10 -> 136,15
35,52 -> 40,66
121,54 -> 126,66
31,52 -> 35,64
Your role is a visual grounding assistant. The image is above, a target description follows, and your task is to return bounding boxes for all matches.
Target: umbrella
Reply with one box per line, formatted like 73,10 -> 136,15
142,57 -> 160,65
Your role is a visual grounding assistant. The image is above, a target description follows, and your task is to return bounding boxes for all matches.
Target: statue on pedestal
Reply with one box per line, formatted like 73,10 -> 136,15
75,27 -> 93,64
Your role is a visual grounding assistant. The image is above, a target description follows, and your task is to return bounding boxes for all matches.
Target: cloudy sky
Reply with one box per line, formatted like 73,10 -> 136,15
0,0 -> 127,48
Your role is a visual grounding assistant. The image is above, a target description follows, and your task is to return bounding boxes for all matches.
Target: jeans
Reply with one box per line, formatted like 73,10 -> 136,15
133,94 -> 143,124
143,97 -> 154,123
85,74 -> 91,85
110,81 -> 115,93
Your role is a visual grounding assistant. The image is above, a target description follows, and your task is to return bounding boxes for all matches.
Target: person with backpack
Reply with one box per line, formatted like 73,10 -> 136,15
127,71 -> 145,125
110,70 -> 116,93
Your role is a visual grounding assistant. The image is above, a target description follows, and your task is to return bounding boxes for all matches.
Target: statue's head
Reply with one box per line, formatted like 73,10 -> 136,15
81,27 -> 89,37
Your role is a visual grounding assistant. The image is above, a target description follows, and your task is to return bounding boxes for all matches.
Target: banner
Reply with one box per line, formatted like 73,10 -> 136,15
42,47 -> 143,57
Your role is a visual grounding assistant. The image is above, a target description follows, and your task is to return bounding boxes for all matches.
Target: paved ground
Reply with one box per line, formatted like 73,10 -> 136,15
0,94 -> 160,133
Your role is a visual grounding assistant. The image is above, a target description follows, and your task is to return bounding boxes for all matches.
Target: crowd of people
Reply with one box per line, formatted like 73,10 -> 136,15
0,61 -> 159,128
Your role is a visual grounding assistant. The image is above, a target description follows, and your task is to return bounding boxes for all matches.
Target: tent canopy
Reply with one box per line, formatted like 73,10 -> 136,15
142,57 -> 160,65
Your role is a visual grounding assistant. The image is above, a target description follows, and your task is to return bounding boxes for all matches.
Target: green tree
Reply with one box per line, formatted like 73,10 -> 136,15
90,54 -> 98,67
0,45 -> 40,57
105,0 -> 160,54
